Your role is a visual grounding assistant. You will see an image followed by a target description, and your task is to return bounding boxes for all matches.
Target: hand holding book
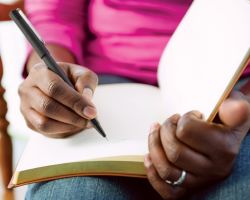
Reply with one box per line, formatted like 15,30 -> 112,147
145,90 -> 250,198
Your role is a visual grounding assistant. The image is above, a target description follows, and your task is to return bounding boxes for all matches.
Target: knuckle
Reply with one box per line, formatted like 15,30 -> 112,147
162,119 -> 174,132
47,79 -> 63,97
30,63 -> 45,74
26,122 -> 34,130
70,116 -> 87,127
72,96 -> 84,112
176,115 -> 193,140
29,65 -> 38,74
35,117 -> 49,132
161,120 -> 177,142
166,145 -> 181,164
40,98 -> 55,114
34,62 -> 45,69
26,120 -> 35,130
86,70 -> 98,82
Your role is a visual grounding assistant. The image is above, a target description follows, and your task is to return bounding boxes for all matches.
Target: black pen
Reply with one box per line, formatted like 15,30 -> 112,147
10,8 -> 107,139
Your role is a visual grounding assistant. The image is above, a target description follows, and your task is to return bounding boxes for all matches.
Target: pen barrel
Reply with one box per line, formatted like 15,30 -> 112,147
42,54 -> 75,88
9,9 -> 47,58
10,9 -> 74,88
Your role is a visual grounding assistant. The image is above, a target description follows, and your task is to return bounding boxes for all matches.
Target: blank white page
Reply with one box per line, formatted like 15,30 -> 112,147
158,0 -> 250,120
16,84 -> 165,171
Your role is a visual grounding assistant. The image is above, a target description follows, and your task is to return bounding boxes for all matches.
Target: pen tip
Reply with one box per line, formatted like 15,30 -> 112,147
105,137 -> 109,142
91,118 -> 107,139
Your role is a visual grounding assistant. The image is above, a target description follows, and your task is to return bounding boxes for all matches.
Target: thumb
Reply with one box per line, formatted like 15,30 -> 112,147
219,91 -> 250,128
67,63 -> 98,100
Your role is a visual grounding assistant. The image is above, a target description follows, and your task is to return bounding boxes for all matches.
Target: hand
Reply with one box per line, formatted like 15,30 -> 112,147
19,62 -> 98,138
144,91 -> 250,199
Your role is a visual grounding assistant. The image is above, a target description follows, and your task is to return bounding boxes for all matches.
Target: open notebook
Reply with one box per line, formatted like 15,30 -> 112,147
10,0 -> 250,188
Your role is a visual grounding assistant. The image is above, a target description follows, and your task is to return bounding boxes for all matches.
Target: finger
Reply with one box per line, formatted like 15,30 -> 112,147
175,111 -> 240,174
26,108 -> 83,137
219,91 -> 250,129
161,115 -> 212,176
28,87 -> 88,128
144,154 -> 186,200
148,123 -> 184,182
20,105 -> 38,131
175,111 -> 231,157
29,64 -> 97,120
65,63 -> 98,99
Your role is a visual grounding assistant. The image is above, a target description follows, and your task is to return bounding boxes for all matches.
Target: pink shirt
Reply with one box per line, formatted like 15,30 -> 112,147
25,0 -> 250,85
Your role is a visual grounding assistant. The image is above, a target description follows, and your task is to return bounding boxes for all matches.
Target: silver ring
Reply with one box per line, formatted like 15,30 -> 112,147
165,170 -> 186,187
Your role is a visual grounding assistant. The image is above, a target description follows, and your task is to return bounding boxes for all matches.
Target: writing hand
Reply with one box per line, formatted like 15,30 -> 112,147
19,62 -> 98,138
144,91 -> 250,199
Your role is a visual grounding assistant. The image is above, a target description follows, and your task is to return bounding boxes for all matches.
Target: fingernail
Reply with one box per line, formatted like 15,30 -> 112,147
83,88 -> 93,100
144,154 -> 152,168
83,106 -> 97,119
149,122 -> 160,133
86,121 -> 93,129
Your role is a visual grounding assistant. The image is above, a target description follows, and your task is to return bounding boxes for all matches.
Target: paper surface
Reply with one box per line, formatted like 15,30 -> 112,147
16,84 -> 164,171
158,0 -> 250,120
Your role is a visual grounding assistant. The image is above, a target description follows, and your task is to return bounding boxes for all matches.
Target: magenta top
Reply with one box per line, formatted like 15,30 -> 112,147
25,0 -> 250,85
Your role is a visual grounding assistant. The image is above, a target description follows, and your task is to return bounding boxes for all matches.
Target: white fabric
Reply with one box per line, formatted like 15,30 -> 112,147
0,21 -> 34,139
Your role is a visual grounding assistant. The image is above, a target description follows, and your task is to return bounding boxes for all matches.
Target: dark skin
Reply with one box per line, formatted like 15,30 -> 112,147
20,44 -> 250,199
20,44 -> 98,138
145,89 -> 250,199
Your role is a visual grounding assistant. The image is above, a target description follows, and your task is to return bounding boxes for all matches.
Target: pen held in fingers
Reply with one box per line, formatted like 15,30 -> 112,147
10,8 -> 107,139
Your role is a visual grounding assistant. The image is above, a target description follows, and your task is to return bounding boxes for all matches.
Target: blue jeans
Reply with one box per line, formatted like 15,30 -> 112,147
25,75 -> 250,200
